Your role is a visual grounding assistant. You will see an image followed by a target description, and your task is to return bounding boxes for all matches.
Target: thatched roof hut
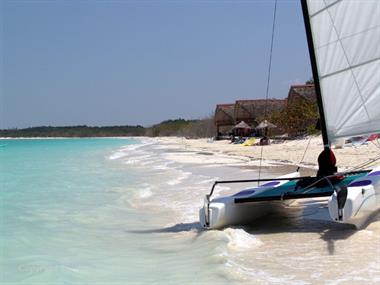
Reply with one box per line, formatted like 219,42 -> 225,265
215,104 -> 235,126
285,84 -> 318,135
256,120 -> 277,129
234,99 -> 286,127
214,104 -> 235,136
287,84 -> 316,104
234,121 -> 251,130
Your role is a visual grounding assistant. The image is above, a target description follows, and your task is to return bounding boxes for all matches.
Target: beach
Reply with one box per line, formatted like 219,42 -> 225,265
150,135 -> 380,284
156,135 -> 380,172
123,136 -> 380,284
1,137 -> 379,284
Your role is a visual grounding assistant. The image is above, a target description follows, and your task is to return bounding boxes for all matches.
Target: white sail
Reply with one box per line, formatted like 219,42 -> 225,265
306,0 -> 380,141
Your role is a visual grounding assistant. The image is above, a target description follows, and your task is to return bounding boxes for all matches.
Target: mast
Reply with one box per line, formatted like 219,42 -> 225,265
300,0 -> 329,148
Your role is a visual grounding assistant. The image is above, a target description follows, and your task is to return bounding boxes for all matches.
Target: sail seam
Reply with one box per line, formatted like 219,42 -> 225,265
316,24 -> 380,51
309,0 -> 342,18
323,0 -> 371,121
333,85 -> 380,138
320,57 -> 380,79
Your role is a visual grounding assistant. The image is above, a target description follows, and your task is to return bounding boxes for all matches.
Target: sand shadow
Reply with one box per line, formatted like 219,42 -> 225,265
126,222 -> 206,243
318,224 -> 357,255
318,210 -> 380,254
126,222 -> 204,234
237,210 -> 380,255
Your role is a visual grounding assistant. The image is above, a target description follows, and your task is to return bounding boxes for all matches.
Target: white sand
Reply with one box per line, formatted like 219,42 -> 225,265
156,135 -> 380,171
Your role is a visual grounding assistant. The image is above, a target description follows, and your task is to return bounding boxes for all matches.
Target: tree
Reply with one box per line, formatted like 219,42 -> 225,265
306,78 -> 314,84
270,97 -> 319,137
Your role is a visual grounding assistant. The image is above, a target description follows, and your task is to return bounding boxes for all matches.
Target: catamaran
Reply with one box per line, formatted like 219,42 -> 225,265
199,0 -> 380,229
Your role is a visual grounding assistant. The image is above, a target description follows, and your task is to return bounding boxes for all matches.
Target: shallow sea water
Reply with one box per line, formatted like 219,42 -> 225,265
1,138 -> 379,284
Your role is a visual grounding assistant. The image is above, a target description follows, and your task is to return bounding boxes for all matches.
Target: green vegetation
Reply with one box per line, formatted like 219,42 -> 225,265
146,119 -> 194,137
179,117 -> 216,138
0,118 -> 216,138
270,97 -> 320,136
0,125 -> 145,138
146,118 -> 216,138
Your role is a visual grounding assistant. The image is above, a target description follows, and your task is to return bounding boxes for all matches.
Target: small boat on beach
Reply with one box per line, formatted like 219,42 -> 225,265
200,168 -> 380,229
200,0 -> 380,229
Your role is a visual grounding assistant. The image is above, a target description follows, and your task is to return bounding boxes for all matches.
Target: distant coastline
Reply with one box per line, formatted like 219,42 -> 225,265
0,125 -> 145,138
0,136 -> 133,140
0,118 -> 216,138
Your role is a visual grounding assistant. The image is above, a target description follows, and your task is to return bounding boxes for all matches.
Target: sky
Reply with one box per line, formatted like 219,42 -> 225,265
1,0 -> 311,129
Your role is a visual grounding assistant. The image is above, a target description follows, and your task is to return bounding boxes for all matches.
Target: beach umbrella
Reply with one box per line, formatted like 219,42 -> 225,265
256,120 -> 277,129
233,121 -> 251,129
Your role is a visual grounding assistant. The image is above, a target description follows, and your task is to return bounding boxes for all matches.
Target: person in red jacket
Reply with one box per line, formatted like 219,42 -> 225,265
296,147 -> 342,190
317,147 -> 337,177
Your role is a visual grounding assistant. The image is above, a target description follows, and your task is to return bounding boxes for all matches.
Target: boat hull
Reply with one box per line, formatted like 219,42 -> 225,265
328,167 -> 380,228
200,168 -> 380,229
200,172 -> 300,229
199,197 -> 292,229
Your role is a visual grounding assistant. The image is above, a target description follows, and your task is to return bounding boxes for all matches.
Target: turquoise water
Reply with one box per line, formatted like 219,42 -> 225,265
1,139 -> 142,283
1,139 -> 248,285
0,139 -> 207,284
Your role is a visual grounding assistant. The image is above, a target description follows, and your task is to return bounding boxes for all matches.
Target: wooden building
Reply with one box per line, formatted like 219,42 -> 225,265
234,99 -> 287,127
287,84 -> 316,105
285,84 -> 318,135
214,104 -> 235,136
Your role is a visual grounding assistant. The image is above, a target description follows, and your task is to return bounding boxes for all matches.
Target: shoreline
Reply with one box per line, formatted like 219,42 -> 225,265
2,135 -> 379,173
0,136 -> 134,139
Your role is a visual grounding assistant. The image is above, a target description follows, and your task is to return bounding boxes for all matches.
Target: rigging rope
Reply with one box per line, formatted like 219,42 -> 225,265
296,135 -> 313,172
345,136 -> 380,172
371,137 -> 380,150
347,154 -> 380,172
258,0 -> 278,185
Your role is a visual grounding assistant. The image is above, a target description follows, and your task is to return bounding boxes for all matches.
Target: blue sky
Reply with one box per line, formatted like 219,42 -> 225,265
1,0 -> 311,129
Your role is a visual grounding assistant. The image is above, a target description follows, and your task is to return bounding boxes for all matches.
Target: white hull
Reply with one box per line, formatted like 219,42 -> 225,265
200,172 -> 300,229
200,167 -> 380,229
328,166 -> 380,229
199,199 -> 295,229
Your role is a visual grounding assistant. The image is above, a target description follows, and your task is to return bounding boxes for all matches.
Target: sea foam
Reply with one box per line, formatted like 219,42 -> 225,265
224,228 -> 263,251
